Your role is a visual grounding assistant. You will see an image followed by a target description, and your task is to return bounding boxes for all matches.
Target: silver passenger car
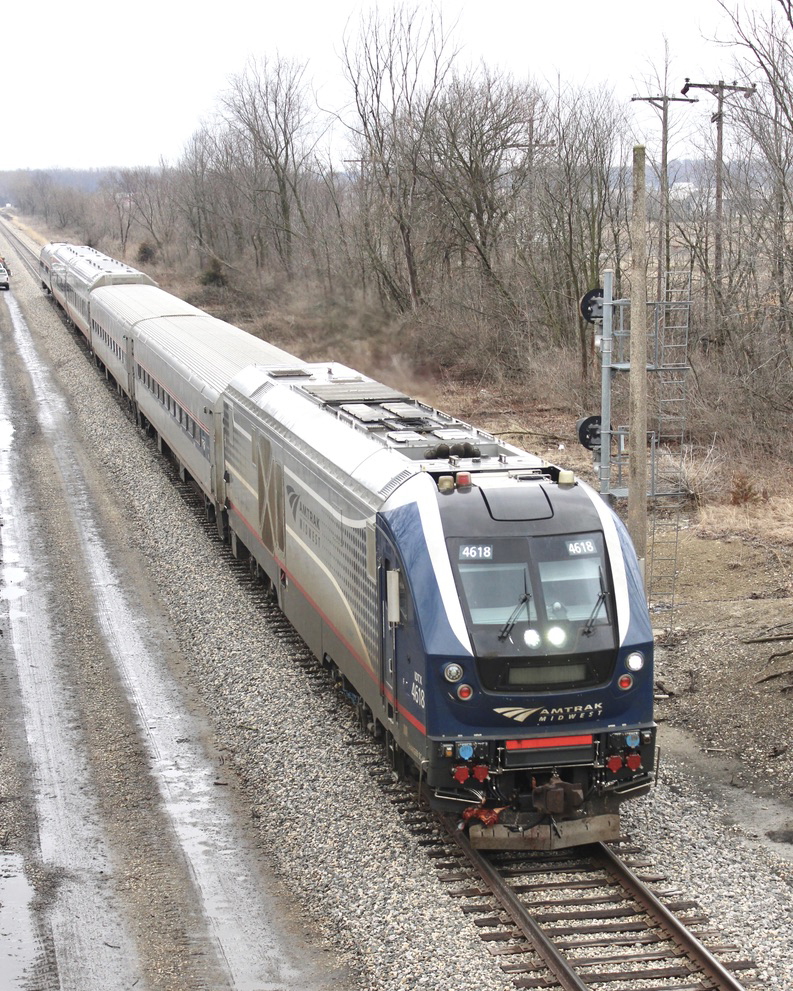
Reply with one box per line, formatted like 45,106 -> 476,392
89,283 -> 301,499
89,284 -> 205,400
40,243 -> 155,341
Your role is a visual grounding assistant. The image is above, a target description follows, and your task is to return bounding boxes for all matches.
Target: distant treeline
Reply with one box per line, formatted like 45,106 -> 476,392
0,168 -> 113,202
3,5 -> 793,462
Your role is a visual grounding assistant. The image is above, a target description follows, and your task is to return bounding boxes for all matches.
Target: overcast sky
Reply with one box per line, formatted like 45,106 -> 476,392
2,0 -> 770,172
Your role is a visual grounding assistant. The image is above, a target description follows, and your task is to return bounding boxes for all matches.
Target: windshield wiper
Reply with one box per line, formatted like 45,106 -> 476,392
498,592 -> 531,641
582,566 -> 608,636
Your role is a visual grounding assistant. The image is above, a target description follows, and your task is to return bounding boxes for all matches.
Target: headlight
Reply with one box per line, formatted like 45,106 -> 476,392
524,629 -> 541,648
547,626 -> 566,647
626,652 -> 644,672
443,663 -> 463,683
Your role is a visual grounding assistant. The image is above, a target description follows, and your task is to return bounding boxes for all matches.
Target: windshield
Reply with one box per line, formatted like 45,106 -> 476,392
448,532 -> 616,689
449,533 -> 613,650
538,556 -> 603,622
458,560 -> 537,626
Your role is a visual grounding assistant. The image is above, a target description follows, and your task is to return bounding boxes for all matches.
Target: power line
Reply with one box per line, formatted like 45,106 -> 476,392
679,78 -> 757,336
631,92 -> 698,304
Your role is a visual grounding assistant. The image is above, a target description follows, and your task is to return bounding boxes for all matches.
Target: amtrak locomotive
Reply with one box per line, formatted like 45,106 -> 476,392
40,243 -> 656,850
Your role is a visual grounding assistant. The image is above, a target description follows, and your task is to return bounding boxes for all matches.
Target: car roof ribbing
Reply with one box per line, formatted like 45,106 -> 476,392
67,257 -> 154,291
46,244 -> 152,285
91,284 -> 205,324
134,313 -> 301,394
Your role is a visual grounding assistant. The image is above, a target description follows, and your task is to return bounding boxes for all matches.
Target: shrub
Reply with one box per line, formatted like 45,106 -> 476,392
199,257 -> 227,287
730,471 -> 760,506
136,241 -> 156,265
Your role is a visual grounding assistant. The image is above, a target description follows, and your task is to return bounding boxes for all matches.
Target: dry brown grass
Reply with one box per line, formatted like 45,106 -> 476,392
696,491 -> 793,546
6,215 -> 47,246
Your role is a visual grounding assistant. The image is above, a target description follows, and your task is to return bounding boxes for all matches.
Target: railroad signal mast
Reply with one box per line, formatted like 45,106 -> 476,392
577,258 -> 692,618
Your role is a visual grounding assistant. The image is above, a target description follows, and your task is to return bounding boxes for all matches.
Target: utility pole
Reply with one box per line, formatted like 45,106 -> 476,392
680,78 -> 757,338
631,92 -> 697,305
629,146 -> 648,570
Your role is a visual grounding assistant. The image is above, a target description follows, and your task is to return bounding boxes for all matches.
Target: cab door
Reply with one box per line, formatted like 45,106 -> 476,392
378,536 -> 402,726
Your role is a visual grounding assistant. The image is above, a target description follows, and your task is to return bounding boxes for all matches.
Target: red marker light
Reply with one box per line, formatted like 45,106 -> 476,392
618,674 -> 634,691
456,684 -> 474,701
456,471 -> 472,487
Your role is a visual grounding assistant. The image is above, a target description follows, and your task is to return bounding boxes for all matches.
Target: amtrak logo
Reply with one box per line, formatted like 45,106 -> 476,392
287,486 -> 301,520
494,707 -> 543,723
286,485 -> 321,547
496,703 -> 604,725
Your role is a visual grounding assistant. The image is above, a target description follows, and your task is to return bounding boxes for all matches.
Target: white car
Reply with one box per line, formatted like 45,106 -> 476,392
0,265 -> 9,290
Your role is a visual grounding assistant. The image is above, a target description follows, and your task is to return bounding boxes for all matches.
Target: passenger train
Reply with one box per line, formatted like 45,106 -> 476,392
40,242 -> 656,850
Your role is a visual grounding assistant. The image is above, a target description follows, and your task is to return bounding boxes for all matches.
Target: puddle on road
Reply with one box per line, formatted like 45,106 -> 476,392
0,852 -> 40,990
1,564 -> 27,602
0,290 -> 144,989
0,415 -> 13,452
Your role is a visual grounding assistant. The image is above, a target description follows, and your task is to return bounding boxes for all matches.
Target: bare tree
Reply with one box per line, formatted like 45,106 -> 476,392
16,171 -> 56,223
722,0 -> 793,132
174,128 -> 218,265
342,4 -> 457,311
118,165 -> 180,257
220,55 -> 318,279
526,83 -> 630,379
418,65 -> 548,314
101,171 -> 137,257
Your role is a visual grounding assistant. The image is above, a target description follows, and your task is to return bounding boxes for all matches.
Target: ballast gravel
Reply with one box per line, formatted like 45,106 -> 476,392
8,253 -> 793,991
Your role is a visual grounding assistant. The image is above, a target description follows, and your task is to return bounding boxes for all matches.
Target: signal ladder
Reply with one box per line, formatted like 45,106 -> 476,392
646,273 -> 691,614
593,271 -> 692,619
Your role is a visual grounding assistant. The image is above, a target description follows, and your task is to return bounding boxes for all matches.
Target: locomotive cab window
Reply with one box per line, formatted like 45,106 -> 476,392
457,553 -> 538,626
533,535 -> 611,626
447,533 -> 616,691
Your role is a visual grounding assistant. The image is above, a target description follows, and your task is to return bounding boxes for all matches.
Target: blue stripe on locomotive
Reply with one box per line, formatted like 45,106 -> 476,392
380,502 -> 468,658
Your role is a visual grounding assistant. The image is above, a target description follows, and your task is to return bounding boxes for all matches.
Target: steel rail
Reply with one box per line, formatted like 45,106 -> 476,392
436,801 -> 751,991
0,220 -> 40,279
592,841 -> 749,991
439,813 -> 590,991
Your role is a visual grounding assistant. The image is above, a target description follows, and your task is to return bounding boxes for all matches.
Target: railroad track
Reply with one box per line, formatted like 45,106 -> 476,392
0,218 -> 42,279
134,487 -> 759,991
388,788 -> 754,991
3,218 -> 758,991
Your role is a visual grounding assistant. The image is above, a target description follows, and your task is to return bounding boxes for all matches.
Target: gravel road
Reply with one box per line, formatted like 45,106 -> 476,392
0,233 -> 349,990
1,224 -> 790,991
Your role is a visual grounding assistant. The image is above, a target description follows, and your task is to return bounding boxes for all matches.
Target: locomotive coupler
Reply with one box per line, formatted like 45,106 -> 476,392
532,774 -> 584,815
